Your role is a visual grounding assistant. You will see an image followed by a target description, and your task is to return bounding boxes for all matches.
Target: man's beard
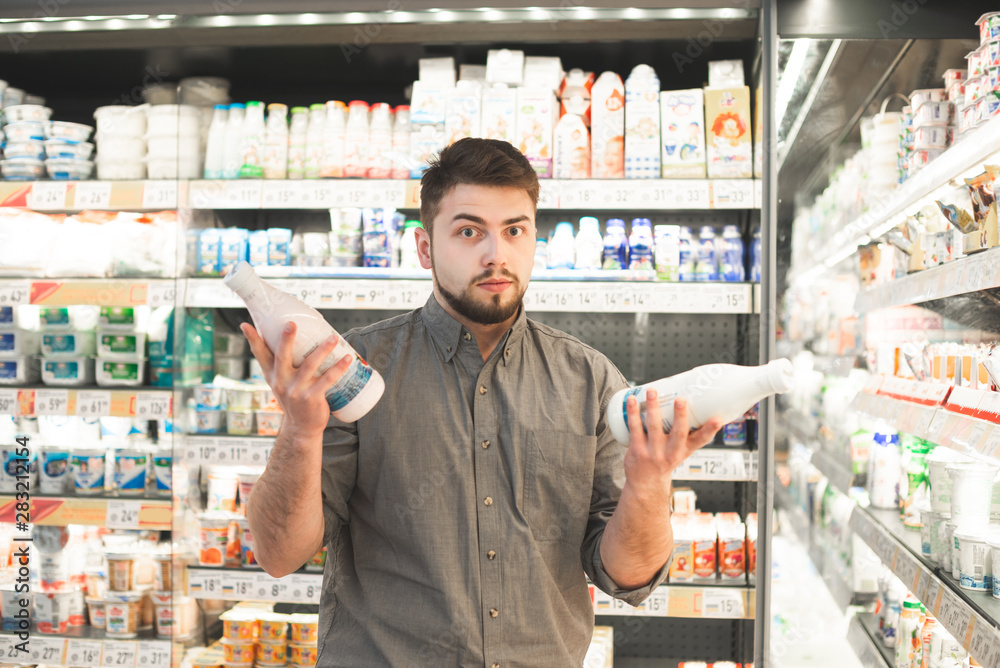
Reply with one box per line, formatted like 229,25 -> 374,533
432,262 -> 525,326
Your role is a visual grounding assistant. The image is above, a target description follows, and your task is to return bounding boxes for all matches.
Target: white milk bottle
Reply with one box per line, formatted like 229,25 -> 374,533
203,104 -> 228,179
305,103 -> 325,179
287,106 -> 309,180
391,105 -> 411,179
262,103 -> 289,179
239,101 -> 266,179
321,100 -> 347,178
223,262 -> 384,422
344,100 -> 370,178
547,221 -> 576,269
367,103 -> 394,179
222,103 -> 245,179
574,216 -> 604,271
606,359 -> 795,444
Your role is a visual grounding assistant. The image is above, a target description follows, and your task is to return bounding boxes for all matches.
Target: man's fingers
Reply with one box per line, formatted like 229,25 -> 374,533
687,418 -> 723,453
275,321 -> 297,368
671,398 -> 689,437
297,334 -> 339,381
241,323 -> 274,371
318,353 -> 354,391
625,394 -> 645,443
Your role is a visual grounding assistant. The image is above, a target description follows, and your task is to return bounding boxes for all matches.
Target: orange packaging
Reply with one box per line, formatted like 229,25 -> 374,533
669,535 -> 694,582
692,535 -> 717,579
719,533 -> 746,579
746,514 -> 758,575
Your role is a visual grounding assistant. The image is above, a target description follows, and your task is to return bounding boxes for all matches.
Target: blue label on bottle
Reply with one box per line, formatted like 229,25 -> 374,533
45,361 -> 78,380
326,357 -> 374,414
0,307 -> 12,326
0,334 -> 13,352
0,361 -> 17,379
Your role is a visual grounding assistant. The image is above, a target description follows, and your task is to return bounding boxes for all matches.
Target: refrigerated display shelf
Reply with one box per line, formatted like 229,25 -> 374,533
0,387 -> 171,419
0,494 -> 172,530
672,448 -> 758,481
591,583 -> 755,620
0,630 -> 170,668
808,447 -> 856,497
849,505 -> 1000,666
855,246 -> 1000,313
181,435 -> 274,467
0,180 -> 179,212
846,612 -> 893,668
186,567 -> 322,604
0,278 -> 176,308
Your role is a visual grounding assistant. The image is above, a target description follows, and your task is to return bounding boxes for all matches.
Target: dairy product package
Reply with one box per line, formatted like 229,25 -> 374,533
481,85 -> 517,144
553,114 -> 590,179
445,81 -> 482,146
708,59 -> 745,88
754,85 -> 763,178
410,81 -> 449,126
660,89 -> 706,178
486,49 -> 525,86
418,57 -> 456,86
408,124 -> 446,179
705,86 -> 752,179
559,69 -> 594,124
624,65 -> 661,179
590,72 -> 625,178
516,87 -> 557,178
460,64 -> 487,83
523,56 -> 563,93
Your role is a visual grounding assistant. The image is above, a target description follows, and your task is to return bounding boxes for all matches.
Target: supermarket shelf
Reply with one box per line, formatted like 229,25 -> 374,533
846,612 -> 893,668
0,278 -> 176,307
0,180 -> 178,212
809,447 -> 856,495
0,494 -> 172,530
855,247 -> 1000,313
672,448 -> 757,481
849,505 -> 1000,666
793,112 -> 1000,281
186,567 -> 321,604
187,178 -> 761,211
185,276 -> 756,314
0,387 -> 171,419
180,435 -> 274,467
0,628 -> 170,668
591,583 -> 755,619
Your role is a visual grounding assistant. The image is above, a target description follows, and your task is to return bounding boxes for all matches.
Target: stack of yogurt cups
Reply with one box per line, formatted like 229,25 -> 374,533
95,306 -> 148,387
146,104 -> 202,179
94,105 -> 147,180
214,330 -> 249,380
1,102 -> 49,181
0,305 -> 40,385
328,207 -> 364,267
39,306 -> 97,387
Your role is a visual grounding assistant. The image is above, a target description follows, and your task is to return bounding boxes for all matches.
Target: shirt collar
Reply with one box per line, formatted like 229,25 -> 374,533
421,293 -> 527,364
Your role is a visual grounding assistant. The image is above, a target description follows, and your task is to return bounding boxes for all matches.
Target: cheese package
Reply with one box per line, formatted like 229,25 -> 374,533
705,86 -> 752,178
660,88 -> 706,178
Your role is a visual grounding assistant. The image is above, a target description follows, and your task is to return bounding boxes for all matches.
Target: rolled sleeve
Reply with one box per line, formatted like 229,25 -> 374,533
321,416 -> 359,547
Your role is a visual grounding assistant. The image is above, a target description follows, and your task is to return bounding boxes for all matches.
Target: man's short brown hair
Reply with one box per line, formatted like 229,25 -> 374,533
419,138 -> 540,237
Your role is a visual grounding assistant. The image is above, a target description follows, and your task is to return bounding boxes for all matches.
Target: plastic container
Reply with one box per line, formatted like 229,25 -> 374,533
145,104 -> 201,137
85,596 -> 105,629
222,638 -> 256,664
0,357 -> 39,385
221,607 -> 259,640
4,140 -> 45,160
47,121 -> 93,143
70,448 -> 107,495
224,386 -> 253,409
235,517 -> 257,568
5,104 -> 52,123
198,513 -> 232,565
104,591 -> 143,637
288,613 -> 319,643
38,446 -> 71,494
207,471 -> 239,512
306,546 -> 327,572
41,357 -> 95,386
913,125 -> 949,149
0,585 -> 29,632
147,157 -> 200,179
44,139 -> 94,160
919,506 -> 937,558
41,331 -> 96,357
114,449 -> 148,495
255,410 -> 282,436
4,122 -> 45,142
252,387 -> 279,410
152,554 -> 172,591
151,590 -> 173,637
195,384 -> 225,409
944,521 -> 958,577
96,135 -> 145,159
96,159 -> 145,180
45,158 -> 94,180
909,88 -> 946,108
256,639 -> 288,665
258,611 -> 288,641
96,360 -> 145,387
153,452 -> 172,496
925,447 -> 962,514
35,590 -> 71,634
1,158 -> 45,180
955,526 -> 993,593
194,408 -> 225,434
947,462 -> 997,526
105,553 -> 137,592
913,101 -> 953,126
226,410 -> 253,436
97,332 -> 146,360
289,642 -> 319,666
237,469 -> 262,513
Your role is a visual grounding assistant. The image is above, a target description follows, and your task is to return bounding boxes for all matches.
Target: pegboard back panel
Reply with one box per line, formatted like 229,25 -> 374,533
594,617 -> 753,662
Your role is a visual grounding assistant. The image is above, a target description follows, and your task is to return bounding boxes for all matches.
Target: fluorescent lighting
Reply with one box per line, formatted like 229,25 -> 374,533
256,14 -> 276,25
299,13 -> 321,24
213,15 -> 233,26
775,39 -> 810,130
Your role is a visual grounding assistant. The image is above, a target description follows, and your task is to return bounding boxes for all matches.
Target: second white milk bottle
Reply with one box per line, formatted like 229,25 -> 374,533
239,101 -> 266,179
262,103 -> 289,179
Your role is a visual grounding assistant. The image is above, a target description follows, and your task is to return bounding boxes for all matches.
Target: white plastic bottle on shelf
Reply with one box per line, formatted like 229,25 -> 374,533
239,101 -> 266,179
203,104 -> 228,179
367,103 -> 394,179
344,100 -> 370,178
547,221 -> 576,270
287,106 -> 309,180
322,100 -> 347,178
533,238 -> 549,273
605,359 -> 795,444
305,103 -> 326,179
221,102 -> 245,179
223,261 -> 385,422
574,216 -> 604,271
391,105 -> 411,179
262,103 -> 289,179
694,225 -> 718,281
654,224 -> 680,281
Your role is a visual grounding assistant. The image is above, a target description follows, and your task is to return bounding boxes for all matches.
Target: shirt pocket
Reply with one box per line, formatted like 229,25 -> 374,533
522,429 -> 597,544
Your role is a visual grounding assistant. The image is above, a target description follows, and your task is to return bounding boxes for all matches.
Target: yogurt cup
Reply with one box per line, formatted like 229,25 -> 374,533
256,639 -> 288,665
35,589 -> 71,634
926,448 -> 962,514
255,410 -> 283,436
151,590 -> 172,637
42,357 -> 95,386
225,386 -> 253,410
0,356 -> 40,384
98,306 -> 145,331
198,513 -> 232,566
215,333 -> 248,357
220,607 -> 259,640
84,568 -> 107,599
956,526 -> 993,593
306,546 -> 327,572
96,331 -> 146,360
194,408 -> 225,434
237,469 -> 262,514
85,596 -> 105,628
258,611 -> 288,641
235,517 -> 257,568
195,384 -> 225,409
0,446 -> 36,494
153,452 -> 172,496
0,329 -> 39,355
214,356 -> 246,380
96,360 -> 145,387
152,553 -> 172,591
104,591 -> 143,637
289,642 -> 319,666
226,409 -> 254,436
38,551 -> 68,591
947,521 -> 961,579
66,587 -> 85,627
289,613 -> 319,644
222,637 -> 256,664
0,585 -> 30,632
38,446 -> 71,494
252,386 -> 279,410
207,471 -> 239,512
948,462 -> 998,526
928,511 -> 949,566
114,449 -> 149,495
72,448 -> 107,495
105,553 -> 137,592
919,506 -> 935,558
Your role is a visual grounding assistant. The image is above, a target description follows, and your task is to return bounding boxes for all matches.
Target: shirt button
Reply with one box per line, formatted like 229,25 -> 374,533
492,663 -> 500,668
490,608 -> 499,618
504,348 -> 510,356
447,346 -> 452,352
464,332 -> 472,341
481,439 -> 490,449
484,496 -> 493,506
487,550 -> 496,559
479,386 -> 487,395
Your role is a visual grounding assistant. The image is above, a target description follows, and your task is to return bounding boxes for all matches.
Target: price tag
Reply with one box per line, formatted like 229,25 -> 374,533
146,281 -> 176,308
702,588 -> 745,618
894,556 -> 917,590
969,619 -> 994,665
0,389 -> 18,415
73,181 -> 112,209
557,181 -> 596,208
914,407 -> 936,436
366,180 -> 407,208
66,639 -> 103,667
255,572 -> 290,601
224,572 -> 255,598
222,181 -> 262,208
640,181 -> 678,206
594,180 -> 640,207
29,637 -> 65,664
135,642 -> 171,668
29,181 -> 68,210
721,286 -> 750,313
107,500 -> 142,529
597,594 -> 634,616
141,180 -> 178,209
287,574 -> 323,604
261,180 -> 303,208
0,280 -> 30,306
642,587 -> 670,617
675,180 -> 711,209
135,392 -> 171,419
35,389 -> 69,416
304,181 -> 335,207
77,390 -> 112,418
102,640 -> 136,668
0,637 -> 23,663
916,569 -> 930,601
187,569 -> 221,597
538,180 -> 560,208
925,411 -> 949,443
338,182 -> 372,207
981,426 -> 1000,458
712,179 -> 753,208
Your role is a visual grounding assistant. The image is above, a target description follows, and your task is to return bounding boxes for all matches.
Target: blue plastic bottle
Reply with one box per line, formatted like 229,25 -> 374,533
694,226 -> 718,281
721,225 -> 745,282
602,218 -> 629,270
678,226 -> 695,281
628,218 -> 654,271
751,227 -> 761,283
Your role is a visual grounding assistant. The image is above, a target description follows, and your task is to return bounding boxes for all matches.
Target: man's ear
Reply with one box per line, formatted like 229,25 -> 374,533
415,226 -> 432,270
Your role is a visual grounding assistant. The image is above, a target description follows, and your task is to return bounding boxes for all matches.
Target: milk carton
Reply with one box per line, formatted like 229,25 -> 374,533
553,114 -> 590,179
590,72 -> 625,179
660,88 -> 706,178
516,87 -> 557,178
408,124 -> 446,179
445,81 -> 482,146
705,86 -> 752,179
482,84 -> 517,144
410,81 -> 449,126
486,49 -> 525,86
624,65 -> 661,179
523,56 -> 563,93
754,85 -> 763,178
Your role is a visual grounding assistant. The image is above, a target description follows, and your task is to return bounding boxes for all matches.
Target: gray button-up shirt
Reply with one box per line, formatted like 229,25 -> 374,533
319,295 -> 669,667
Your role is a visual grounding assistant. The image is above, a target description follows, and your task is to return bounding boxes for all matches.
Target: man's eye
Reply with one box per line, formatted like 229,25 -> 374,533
459,228 -> 477,238
508,227 -> 523,237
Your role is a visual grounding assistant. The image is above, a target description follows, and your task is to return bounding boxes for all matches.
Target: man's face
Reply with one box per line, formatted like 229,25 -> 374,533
416,183 -> 536,326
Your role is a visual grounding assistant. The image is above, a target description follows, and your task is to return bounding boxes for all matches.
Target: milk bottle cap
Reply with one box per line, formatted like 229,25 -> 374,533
699,225 -> 715,237
723,224 -> 740,236
555,221 -> 575,236
579,216 -> 600,234
607,218 -> 626,230
631,218 -> 652,230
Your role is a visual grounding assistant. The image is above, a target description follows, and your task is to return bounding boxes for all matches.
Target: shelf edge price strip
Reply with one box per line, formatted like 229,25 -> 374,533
101,639 -> 136,668
77,390 -> 112,418
135,641 -> 171,668
106,499 -> 143,530
701,588 -> 745,618
134,392 -> 171,419
34,389 -> 69,416
30,637 -> 66,665
65,639 -> 103,668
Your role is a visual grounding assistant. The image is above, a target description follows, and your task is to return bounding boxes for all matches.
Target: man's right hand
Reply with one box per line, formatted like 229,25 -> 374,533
241,322 -> 354,438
